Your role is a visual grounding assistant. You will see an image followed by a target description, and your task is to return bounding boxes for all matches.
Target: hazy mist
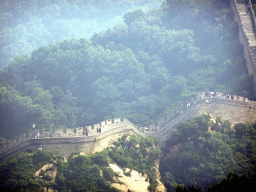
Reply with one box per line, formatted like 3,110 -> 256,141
0,0 -> 165,68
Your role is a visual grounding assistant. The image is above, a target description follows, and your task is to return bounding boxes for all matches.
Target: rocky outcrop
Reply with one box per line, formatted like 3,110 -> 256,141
35,163 -> 58,192
154,159 -> 167,192
109,163 -> 167,192
110,163 -> 150,192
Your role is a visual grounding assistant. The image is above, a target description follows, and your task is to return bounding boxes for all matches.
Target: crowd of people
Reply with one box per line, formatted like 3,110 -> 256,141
148,91 -> 247,132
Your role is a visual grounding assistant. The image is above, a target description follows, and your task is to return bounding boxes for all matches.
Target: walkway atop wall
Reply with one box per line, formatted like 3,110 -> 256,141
237,1 -> 256,46
232,0 -> 256,86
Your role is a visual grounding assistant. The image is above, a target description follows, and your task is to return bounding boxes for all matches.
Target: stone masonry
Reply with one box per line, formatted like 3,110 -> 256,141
231,0 -> 256,89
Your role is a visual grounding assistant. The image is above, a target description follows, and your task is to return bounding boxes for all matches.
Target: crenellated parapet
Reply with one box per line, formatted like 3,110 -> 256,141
0,118 -> 137,161
39,118 -> 132,138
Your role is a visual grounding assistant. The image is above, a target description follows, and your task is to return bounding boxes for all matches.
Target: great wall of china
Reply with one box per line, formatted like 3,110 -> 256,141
1,92 -> 256,162
231,0 -> 256,89
146,93 -> 256,146
1,0 -> 256,162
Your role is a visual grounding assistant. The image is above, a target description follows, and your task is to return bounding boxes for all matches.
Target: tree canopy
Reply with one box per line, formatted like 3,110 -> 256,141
160,114 -> 256,191
0,0 -> 254,139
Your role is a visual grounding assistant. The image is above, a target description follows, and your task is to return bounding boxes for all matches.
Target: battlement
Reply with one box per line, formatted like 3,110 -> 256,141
0,118 -> 133,157
0,120 -> 139,162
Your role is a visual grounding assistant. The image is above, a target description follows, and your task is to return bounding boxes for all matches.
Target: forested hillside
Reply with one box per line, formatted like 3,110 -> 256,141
160,114 -> 256,191
0,134 -> 161,192
0,0 -> 254,139
0,0 -> 164,68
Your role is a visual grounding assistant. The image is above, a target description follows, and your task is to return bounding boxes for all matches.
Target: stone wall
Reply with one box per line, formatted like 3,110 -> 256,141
0,119 -> 141,162
195,98 -> 256,123
0,139 -> 33,162
146,96 -> 256,147
36,124 -> 138,157
230,0 -> 256,88
39,118 -> 132,138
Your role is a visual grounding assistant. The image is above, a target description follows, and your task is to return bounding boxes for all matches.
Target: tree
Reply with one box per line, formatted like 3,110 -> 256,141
123,9 -> 146,25
234,123 -> 247,138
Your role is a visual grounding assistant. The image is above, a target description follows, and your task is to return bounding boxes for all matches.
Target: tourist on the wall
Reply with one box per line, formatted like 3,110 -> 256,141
36,131 -> 40,139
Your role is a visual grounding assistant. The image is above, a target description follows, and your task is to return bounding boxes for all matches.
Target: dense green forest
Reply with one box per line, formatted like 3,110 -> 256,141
0,149 -> 121,192
160,114 -> 256,191
0,150 -> 60,192
0,0 -> 255,139
175,171 -> 256,192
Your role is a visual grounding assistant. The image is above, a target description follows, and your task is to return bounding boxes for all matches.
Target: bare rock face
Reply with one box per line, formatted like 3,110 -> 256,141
35,163 -> 54,177
155,179 -> 167,192
35,163 -> 58,192
154,159 -> 167,192
109,163 -> 150,192
109,163 -> 167,192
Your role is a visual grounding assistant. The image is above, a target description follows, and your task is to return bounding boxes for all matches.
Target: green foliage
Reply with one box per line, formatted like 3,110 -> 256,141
161,115 -> 256,191
108,134 -> 162,189
207,171 -> 256,192
0,150 -> 56,192
42,174 -> 52,181
0,0 -> 253,137
175,184 -> 202,192
92,152 -> 109,167
123,169 -> 132,177
234,123 -> 248,138
102,167 -> 116,182
123,9 -> 147,25
0,137 -> 8,146
54,152 -> 121,192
